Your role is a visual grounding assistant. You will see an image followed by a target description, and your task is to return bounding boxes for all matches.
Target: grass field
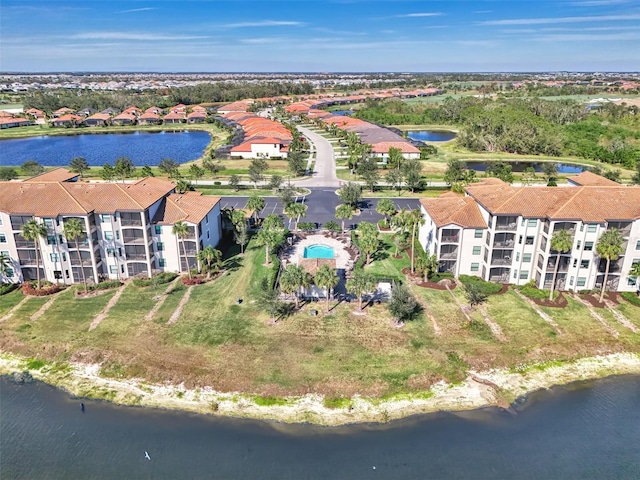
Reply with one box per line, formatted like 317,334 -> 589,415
2,233 -> 639,399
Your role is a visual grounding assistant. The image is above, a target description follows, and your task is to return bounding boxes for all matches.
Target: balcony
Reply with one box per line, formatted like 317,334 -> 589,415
495,216 -> 518,231
489,267 -> 510,283
439,246 -> 458,260
493,233 -> 515,248
440,228 -> 460,244
546,257 -> 571,272
608,222 -> 632,237
491,257 -> 512,266
14,240 -> 33,249
122,234 -> 146,244
438,260 -> 456,273
120,213 -> 143,227
552,222 -> 577,236
126,254 -> 148,261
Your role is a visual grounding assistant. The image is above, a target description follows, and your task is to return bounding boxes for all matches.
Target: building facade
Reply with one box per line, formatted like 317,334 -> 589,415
418,175 -> 640,293
0,171 -> 222,285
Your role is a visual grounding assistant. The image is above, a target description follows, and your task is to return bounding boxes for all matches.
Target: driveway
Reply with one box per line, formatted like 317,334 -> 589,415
294,126 -> 340,188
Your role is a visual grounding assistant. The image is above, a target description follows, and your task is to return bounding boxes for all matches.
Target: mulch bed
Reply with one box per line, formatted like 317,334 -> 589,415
581,294 -> 607,308
526,292 -> 568,308
495,283 -> 510,295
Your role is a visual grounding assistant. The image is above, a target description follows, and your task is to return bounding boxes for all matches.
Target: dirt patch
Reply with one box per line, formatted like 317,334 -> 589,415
581,294 -> 606,309
523,292 -> 568,308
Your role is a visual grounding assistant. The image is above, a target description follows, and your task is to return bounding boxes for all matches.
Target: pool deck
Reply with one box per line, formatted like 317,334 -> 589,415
290,234 -> 351,270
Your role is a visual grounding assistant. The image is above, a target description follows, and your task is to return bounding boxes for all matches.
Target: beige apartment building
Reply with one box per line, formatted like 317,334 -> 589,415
418,173 -> 640,293
0,169 -> 222,285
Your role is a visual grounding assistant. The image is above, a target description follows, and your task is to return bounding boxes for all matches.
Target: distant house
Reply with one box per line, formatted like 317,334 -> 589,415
144,106 -> 163,115
0,111 -> 13,118
111,112 -> 137,126
138,112 -> 161,125
101,107 -> 121,116
50,114 -> 82,127
191,105 -> 207,113
122,106 -> 142,116
0,117 -> 31,129
52,107 -> 75,118
77,107 -> 97,117
169,104 -> 187,114
25,108 -> 46,124
84,112 -> 111,127
163,111 -> 185,124
187,111 -> 207,124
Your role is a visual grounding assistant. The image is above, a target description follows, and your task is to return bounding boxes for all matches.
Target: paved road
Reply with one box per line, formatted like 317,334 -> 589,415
220,188 -> 420,230
294,126 -> 340,188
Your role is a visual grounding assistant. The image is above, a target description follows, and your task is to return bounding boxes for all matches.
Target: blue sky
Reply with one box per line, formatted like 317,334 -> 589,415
1,0 -> 639,72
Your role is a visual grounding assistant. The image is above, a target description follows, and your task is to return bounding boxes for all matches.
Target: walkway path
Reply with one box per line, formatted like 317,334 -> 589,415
89,283 -> 127,331
0,295 -> 29,323
167,285 -> 193,325
294,126 -> 340,187
604,299 -> 639,333
144,277 -> 182,322
30,289 -> 65,322
571,294 -> 619,338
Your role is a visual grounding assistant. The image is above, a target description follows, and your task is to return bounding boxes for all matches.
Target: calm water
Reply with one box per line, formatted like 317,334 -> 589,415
0,131 -> 211,167
331,110 -> 355,116
304,245 -> 335,259
465,161 -> 585,174
2,375 -> 640,479
407,130 -> 457,142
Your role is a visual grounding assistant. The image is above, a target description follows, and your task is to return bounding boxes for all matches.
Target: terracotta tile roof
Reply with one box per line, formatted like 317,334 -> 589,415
145,106 -> 163,114
566,171 -> 620,187
0,111 -> 13,117
51,114 -> 81,123
0,178 -> 175,217
112,112 -> 136,122
84,113 -> 111,122
187,111 -> 207,119
370,141 -> 420,154
465,181 -> 640,222
23,168 -> 79,183
0,117 -> 30,126
154,192 -> 220,225
164,111 -> 185,120
298,258 -> 336,275
138,112 -> 160,120
420,196 -> 487,229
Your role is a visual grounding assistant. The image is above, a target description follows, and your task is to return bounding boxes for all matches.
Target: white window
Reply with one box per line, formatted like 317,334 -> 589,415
472,246 -> 481,255
569,276 -> 574,286
50,253 -> 59,262
577,277 -> 587,287
520,270 -> 529,280
587,224 -> 597,233
470,263 -> 479,272
104,231 -> 113,240
523,253 -> 532,263
636,240 -> 640,250
101,214 -> 110,222
580,260 -> 590,268
528,219 -> 537,227
109,265 -> 118,274
474,229 -> 483,239
0,233 -> 6,243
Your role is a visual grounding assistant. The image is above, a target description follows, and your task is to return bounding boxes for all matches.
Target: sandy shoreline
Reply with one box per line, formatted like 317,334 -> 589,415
2,351 -> 639,426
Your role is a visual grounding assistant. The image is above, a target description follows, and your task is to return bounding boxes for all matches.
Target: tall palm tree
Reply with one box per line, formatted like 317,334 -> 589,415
630,262 -> 640,296
548,229 -> 573,300
279,264 -> 310,309
346,269 -> 374,311
596,228 -> 624,303
408,209 -> 425,274
246,193 -> 266,225
315,264 -> 339,312
335,203 -> 353,233
63,218 -> 88,293
197,245 -> 222,279
255,214 -> 284,265
376,198 -> 396,227
234,222 -> 249,255
172,221 -> 192,279
284,202 -> 308,231
21,219 -> 47,289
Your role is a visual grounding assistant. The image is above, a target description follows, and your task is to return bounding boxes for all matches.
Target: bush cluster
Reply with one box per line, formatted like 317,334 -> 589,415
517,281 -> 555,300
86,280 -> 122,291
428,272 -> 454,283
621,292 -> 640,307
0,283 -> 18,296
458,275 -> 503,295
132,272 -> 178,287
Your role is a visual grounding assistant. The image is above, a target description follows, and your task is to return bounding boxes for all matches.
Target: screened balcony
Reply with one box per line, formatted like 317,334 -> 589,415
495,216 -> 518,231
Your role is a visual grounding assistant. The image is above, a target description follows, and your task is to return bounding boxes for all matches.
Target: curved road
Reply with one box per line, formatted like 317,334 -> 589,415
294,126 -> 340,187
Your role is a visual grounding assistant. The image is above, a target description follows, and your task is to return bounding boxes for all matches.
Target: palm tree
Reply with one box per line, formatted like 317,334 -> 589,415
0,252 -> 12,282
234,222 -> 249,255
408,209 -> 425,274
172,221 -> 192,279
335,203 -> 353,232
21,219 -> 47,289
416,253 -> 439,282
596,228 -> 625,303
548,229 -> 574,300
376,198 -> 396,227
315,264 -> 339,312
284,202 -> 308,231
630,262 -> 640,296
246,193 -> 266,226
279,264 -> 310,308
63,218 -> 88,294
346,269 -> 374,311
197,245 -> 222,279
255,214 -> 284,265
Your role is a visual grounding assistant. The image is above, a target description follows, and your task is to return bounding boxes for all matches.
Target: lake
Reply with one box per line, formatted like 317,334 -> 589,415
0,130 -> 212,167
465,161 -> 586,174
407,130 -> 457,142
2,374 -> 639,479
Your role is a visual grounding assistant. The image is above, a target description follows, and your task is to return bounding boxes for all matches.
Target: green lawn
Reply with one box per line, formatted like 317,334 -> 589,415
0,289 -> 25,317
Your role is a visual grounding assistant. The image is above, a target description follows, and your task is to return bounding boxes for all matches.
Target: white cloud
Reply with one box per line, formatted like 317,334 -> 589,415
117,7 -> 157,14
71,32 -> 210,41
569,0 -> 631,6
219,20 -> 304,28
481,13 -> 640,25
395,12 -> 443,18
533,32 -> 640,41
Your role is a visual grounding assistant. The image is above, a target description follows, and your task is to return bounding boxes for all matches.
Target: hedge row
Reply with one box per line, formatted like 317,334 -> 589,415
458,275 -> 503,295
132,272 -> 178,287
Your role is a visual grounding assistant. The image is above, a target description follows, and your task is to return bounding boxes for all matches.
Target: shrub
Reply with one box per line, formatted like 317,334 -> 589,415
458,275 -> 502,295
86,280 -> 122,291
253,396 -> 289,407
0,283 -> 18,295
429,272 -> 454,283
517,280 -> 556,300
132,272 -> 178,287
621,292 -> 640,307
181,276 -> 204,285
323,396 -> 352,409
297,222 -> 316,232
213,181 -> 221,186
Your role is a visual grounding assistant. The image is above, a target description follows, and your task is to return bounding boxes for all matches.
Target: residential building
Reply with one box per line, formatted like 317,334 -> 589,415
83,112 -> 111,126
418,177 -> 640,293
0,171 -> 222,285
0,117 -> 31,129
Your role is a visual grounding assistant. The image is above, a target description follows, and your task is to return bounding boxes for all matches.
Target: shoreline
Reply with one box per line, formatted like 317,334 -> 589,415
2,351 -> 639,426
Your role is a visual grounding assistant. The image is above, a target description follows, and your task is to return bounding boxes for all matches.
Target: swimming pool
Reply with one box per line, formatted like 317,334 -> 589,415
303,245 -> 335,259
